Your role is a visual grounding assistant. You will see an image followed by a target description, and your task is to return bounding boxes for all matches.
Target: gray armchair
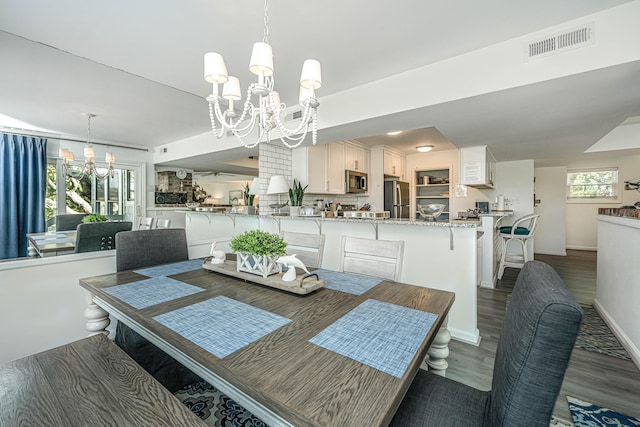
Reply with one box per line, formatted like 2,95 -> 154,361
74,221 -> 133,253
390,261 -> 583,427
56,213 -> 88,231
114,228 -> 199,392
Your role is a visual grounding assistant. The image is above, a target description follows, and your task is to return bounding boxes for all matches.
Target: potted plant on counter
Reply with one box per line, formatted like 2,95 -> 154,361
288,179 -> 308,217
230,230 -> 287,277
242,182 -> 256,215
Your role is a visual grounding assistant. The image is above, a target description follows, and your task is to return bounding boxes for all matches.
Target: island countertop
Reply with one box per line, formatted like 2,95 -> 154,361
180,210 -> 481,228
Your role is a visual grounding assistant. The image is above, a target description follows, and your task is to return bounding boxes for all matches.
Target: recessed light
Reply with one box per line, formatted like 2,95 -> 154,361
387,131 -> 402,136
416,145 -> 434,152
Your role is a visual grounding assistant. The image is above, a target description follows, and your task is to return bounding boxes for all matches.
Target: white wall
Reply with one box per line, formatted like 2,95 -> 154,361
534,166 -> 567,256
564,154 -> 640,250
0,252 -> 116,363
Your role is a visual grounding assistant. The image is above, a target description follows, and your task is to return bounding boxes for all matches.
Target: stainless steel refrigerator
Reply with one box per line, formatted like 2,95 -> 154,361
384,179 -> 410,218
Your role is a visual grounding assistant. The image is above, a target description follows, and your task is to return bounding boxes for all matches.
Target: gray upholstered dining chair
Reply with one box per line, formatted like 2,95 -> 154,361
56,213 -> 88,231
390,261 -> 583,427
280,230 -> 326,268
114,228 -> 199,393
74,221 -> 133,253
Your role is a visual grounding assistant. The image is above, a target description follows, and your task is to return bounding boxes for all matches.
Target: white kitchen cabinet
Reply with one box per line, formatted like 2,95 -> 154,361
292,142 -> 345,194
383,149 -> 406,180
459,145 -> 495,188
344,141 -> 369,173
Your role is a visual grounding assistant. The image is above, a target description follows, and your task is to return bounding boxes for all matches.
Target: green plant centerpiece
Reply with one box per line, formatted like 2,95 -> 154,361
81,213 -> 108,223
230,230 -> 287,277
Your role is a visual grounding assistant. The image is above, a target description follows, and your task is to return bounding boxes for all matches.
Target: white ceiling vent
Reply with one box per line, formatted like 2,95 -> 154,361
285,110 -> 303,122
525,23 -> 594,61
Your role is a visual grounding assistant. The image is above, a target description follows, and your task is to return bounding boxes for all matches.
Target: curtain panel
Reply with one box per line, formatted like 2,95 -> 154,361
0,133 -> 47,259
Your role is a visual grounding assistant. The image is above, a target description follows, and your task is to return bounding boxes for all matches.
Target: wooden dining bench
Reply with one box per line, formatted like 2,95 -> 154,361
0,334 -> 206,427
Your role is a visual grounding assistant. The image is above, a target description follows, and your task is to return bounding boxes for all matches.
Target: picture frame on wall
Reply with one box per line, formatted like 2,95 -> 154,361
229,190 -> 242,206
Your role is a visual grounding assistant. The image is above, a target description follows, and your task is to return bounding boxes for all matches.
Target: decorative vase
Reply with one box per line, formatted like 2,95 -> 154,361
236,252 -> 282,278
290,206 -> 301,217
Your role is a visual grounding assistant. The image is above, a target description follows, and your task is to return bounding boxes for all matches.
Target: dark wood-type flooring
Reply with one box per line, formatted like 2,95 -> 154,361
446,250 -> 640,422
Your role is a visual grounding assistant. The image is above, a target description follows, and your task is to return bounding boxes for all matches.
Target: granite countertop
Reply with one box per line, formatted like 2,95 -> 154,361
479,211 -> 513,217
181,210 -> 480,228
598,207 -> 640,219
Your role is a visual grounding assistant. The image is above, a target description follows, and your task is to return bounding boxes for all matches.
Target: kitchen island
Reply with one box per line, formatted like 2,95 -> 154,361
596,211 -> 640,367
182,211 -> 481,347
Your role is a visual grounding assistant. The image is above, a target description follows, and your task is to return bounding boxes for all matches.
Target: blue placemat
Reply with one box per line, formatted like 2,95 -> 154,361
103,276 -> 204,309
154,296 -> 291,359
313,269 -> 382,295
309,299 -> 437,378
133,259 -> 204,277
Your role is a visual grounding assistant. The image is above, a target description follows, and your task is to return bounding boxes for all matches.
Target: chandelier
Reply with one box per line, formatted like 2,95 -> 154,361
59,114 -> 115,180
203,0 -> 321,149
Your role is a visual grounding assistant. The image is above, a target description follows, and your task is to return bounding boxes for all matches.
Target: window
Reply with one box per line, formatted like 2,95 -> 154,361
47,159 -> 142,228
566,168 -> 619,202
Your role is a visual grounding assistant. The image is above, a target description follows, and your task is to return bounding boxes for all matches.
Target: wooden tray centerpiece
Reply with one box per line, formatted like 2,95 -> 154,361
202,260 -> 325,295
203,230 -> 325,294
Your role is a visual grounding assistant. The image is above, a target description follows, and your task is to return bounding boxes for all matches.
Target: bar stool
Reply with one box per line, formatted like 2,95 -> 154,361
497,213 -> 541,279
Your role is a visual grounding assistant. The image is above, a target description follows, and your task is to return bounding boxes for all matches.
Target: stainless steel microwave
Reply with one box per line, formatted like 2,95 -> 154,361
346,170 -> 367,193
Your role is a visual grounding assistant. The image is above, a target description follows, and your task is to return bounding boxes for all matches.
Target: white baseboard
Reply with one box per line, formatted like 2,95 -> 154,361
449,327 -> 481,347
565,245 -> 597,251
593,299 -> 640,370
479,280 -> 495,289
534,250 -> 567,256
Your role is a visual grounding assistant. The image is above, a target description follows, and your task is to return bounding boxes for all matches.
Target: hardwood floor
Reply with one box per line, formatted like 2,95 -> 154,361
445,250 -> 640,422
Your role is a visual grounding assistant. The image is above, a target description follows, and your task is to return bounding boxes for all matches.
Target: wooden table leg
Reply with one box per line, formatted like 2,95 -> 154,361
424,315 -> 451,376
84,293 -> 110,337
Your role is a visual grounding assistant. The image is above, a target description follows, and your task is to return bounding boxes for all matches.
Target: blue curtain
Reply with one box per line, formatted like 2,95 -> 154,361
0,133 -> 47,259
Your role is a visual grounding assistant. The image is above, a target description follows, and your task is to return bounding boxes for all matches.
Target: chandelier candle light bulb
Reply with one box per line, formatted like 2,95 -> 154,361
204,0 -> 321,149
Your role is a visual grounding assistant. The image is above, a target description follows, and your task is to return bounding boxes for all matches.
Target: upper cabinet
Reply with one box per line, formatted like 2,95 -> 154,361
292,142 -> 345,194
383,148 -> 406,180
459,146 -> 496,188
344,141 -> 370,173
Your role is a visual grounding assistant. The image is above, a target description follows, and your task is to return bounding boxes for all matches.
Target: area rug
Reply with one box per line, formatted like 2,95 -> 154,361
575,305 -> 630,360
505,295 -> 630,360
175,380 -> 269,427
567,396 -> 640,427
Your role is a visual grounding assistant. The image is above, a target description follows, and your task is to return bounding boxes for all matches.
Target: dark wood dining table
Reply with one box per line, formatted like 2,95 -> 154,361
79,261 -> 454,427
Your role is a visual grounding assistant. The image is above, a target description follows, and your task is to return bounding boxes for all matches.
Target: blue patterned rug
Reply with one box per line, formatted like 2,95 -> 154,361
175,381 -> 268,427
568,396 -> 640,426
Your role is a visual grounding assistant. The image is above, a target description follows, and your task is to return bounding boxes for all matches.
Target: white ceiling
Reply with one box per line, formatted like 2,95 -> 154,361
1,0 -> 639,172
